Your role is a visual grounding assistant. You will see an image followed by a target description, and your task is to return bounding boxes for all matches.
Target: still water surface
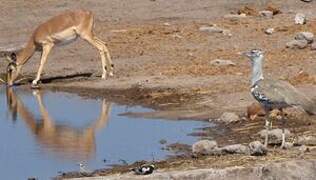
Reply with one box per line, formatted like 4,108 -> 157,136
0,87 -> 209,179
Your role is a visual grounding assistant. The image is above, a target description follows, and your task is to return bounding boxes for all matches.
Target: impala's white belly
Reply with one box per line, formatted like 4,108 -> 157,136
50,27 -> 78,45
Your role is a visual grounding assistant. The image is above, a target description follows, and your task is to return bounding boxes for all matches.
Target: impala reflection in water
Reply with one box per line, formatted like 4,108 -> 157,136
5,88 -> 111,161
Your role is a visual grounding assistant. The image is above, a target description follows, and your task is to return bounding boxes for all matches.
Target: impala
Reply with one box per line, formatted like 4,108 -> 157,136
4,9 -> 113,87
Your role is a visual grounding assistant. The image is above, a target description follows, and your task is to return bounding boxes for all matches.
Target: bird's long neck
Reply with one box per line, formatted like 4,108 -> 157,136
16,36 -> 36,66
251,56 -> 264,87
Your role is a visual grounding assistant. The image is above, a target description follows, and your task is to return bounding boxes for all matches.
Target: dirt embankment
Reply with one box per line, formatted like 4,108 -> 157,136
1,0 -> 316,179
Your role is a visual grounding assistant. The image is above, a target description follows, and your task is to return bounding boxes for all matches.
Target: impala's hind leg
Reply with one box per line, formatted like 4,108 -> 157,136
81,35 -> 108,79
94,37 -> 113,76
79,13 -> 113,79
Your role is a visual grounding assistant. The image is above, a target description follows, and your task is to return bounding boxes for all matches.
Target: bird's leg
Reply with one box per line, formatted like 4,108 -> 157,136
264,114 -> 272,147
280,110 -> 287,149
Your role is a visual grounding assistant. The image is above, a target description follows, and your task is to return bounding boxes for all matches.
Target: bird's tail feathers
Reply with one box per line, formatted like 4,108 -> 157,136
301,98 -> 316,115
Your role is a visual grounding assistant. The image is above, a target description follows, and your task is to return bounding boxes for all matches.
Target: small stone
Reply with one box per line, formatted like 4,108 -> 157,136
282,142 -> 294,149
210,59 -> 236,66
295,13 -> 306,25
219,112 -> 240,123
199,26 -> 223,33
301,0 -> 312,2
258,129 -> 291,145
224,13 -> 247,20
192,140 -> 219,155
286,39 -> 308,49
259,10 -> 274,18
299,145 -> 310,153
220,144 -> 250,155
295,135 -> 316,146
311,42 -> 316,50
249,141 -> 267,156
265,28 -> 274,35
295,32 -> 314,43
223,29 -> 232,37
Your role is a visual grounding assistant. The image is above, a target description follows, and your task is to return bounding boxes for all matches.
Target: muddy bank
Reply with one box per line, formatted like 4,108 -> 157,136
71,159 -> 316,180
58,146 -> 316,179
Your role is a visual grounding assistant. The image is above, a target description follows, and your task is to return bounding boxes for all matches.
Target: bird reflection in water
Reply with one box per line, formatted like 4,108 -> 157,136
5,87 -> 111,161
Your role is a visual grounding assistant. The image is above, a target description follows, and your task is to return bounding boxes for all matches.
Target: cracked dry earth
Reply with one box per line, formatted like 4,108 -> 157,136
1,0 -> 316,179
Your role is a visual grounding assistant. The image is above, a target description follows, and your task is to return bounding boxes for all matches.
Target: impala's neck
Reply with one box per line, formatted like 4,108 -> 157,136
16,36 -> 36,66
250,55 -> 264,87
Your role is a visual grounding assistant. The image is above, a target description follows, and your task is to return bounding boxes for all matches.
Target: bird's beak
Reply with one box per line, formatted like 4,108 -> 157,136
238,51 -> 251,57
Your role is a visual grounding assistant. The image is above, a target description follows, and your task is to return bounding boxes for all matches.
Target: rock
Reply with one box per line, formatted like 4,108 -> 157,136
249,141 -> 267,156
224,13 -> 247,20
265,28 -> 274,35
299,145 -> 310,154
295,32 -> 314,43
192,140 -> 220,155
219,112 -> 240,123
210,59 -> 236,66
199,25 -> 231,36
295,13 -> 306,25
259,10 -> 274,18
258,129 -> 291,145
282,142 -> 294,149
286,39 -> 308,49
301,0 -> 313,2
295,135 -> 316,146
220,144 -> 250,155
199,25 -> 223,33
311,42 -> 316,50
247,102 -> 266,120
237,5 -> 258,16
222,29 -> 232,37
265,3 -> 282,15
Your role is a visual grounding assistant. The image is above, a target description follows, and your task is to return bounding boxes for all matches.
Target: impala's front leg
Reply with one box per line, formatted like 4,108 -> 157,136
32,43 -> 53,87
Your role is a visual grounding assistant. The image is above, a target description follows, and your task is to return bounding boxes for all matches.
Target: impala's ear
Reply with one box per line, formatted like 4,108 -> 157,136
10,52 -> 17,62
5,52 -> 16,63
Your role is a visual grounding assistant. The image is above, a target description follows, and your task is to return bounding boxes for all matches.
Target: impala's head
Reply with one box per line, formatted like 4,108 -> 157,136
5,52 -> 21,86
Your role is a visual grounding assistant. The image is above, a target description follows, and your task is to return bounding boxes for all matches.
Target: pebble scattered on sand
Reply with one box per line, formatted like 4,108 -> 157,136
295,13 -> 306,25
210,59 -> 236,66
265,28 -> 274,35
286,39 -> 308,49
259,10 -> 273,18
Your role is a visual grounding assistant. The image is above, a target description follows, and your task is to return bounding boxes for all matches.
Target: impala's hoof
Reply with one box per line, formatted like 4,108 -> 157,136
31,83 -> 40,89
108,72 -> 114,77
101,75 -> 106,79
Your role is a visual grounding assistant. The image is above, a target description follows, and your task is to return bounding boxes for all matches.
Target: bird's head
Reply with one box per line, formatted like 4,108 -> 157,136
241,49 -> 264,62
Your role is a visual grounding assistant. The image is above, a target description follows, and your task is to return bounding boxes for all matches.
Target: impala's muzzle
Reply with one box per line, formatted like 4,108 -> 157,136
6,62 -> 18,86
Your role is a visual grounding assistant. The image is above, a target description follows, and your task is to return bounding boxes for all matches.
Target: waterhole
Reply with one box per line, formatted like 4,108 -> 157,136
0,87 -> 210,179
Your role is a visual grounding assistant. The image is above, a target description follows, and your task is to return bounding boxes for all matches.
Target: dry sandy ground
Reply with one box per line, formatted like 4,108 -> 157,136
1,0 -> 316,179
